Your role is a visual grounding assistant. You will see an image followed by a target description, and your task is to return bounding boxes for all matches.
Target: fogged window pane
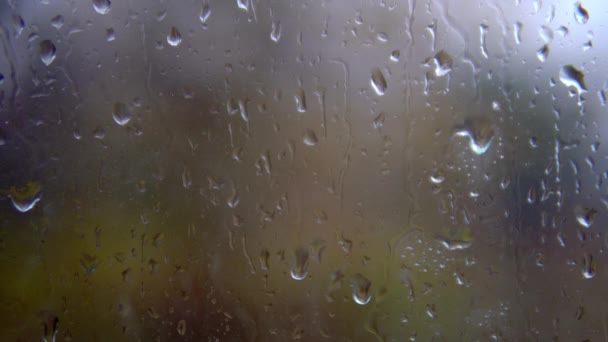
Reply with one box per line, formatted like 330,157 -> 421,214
0,0 -> 606,340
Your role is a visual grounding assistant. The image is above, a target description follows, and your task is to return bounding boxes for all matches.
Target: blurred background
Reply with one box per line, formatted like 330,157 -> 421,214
0,0 -> 607,340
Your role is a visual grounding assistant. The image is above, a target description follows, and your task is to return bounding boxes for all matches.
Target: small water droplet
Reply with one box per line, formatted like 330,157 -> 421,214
50,15 -> 64,29
350,274 -> 372,305
112,102 -> 132,126
302,129 -> 318,146
167,26 -> 182,47
373,112 -> 385,129
290,248 -> 309,280
454,117 -> 494,155
539,26 -> 553,42
93,126 -> 106,139
370,67 -> 387,96
200,4 -> 211,23
106,28 -> 115,41
574,2 -> 589,24
177,319 -> 187,336
92,0 -> 111,14
376,32 -> 388,42
39,40 -> 56,66
491,101 -> 501,112
575,206 -> 596,228
295,90 -> 307,112
581,253 -> 596,279
270,21 -> 281,43
12,15 -> 25,37
536,44 -> 549,62
390,50 -> 400,62
560,65 -> 587,93
8,182 -> 42,213
434,50 -> 453,77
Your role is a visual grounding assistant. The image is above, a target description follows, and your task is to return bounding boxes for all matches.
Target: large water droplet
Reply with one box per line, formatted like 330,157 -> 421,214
434,50 -> 453,77
270,21 -> 281,43
290,248 -> 309,280
167,26 -> 182,47
454,117 -> 494,155
575,206 -> 596,228
350,274 -> 372,305
112,102 -> 132,126
39,40 -> 56,66
560,65 -> 587,93
8,182 -> 42,213
370,68 -> 387,96
92,0 -> 111,14
574,2 -> 589,24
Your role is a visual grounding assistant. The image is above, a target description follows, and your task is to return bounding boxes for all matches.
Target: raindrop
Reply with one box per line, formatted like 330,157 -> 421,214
237,0 -> 249,12
177,319 -> 186,336
39,40 -> 56,66
12,15 -> 25,37
112,102 -> 132,126
50,15 -> 64,29
199,3 -> 211,23
574,2 -> 589,24
454,117 -> 494,155
376,32 -> 388,42
182,167 -> 192,189
559,65 -> 587,93
350,274 -> 372,305
536,45 -> 549,62
295,90 -> 307,112
372,112 -> 385,129
270,21 -> 281,43
434,50 -> 453,77
106,28 -> 115,41
370,67 -> 387,96
290,248 -> 309,280
581,253 -> 596,279
302,129 -> 318,146
93,126 -> 105,139
491,101 -> 501,112
259,249 -> 270,270
7,182 -> 42,213
438,239 -> 472,251
575,206 -> 596,228
92,0 -> 111,15
390,50 -> 400,62
167,26 -> 182,47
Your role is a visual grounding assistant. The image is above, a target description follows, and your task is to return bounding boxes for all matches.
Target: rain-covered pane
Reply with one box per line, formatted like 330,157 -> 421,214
0,0 -> 607,341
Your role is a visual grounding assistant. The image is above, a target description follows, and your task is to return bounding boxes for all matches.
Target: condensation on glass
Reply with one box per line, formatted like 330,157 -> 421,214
0,0 -> 606,340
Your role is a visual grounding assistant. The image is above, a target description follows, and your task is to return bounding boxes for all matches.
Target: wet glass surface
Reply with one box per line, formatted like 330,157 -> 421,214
0,0 -> 607,340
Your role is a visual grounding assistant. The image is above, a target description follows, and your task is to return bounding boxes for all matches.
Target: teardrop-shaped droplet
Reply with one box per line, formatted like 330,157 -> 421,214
582,253 -> 596,279
177,319 -> 186,336
51,15 -> 64,29
434,50 -> 453,77
390,49 -> 400,62
167,26 -> 182,47
92,0 -> 111,14
370,68 -> 387,96
536,44 -> 549,62
270,21 -> 281,43
454,117 -> 494,155
199,4 -> 211,23
560,65 -> 587,93
39,40 -> 56,66
290,248 -> 309,280
575,206 -> 596,228
295,90 -> 307,113
574,2 -> 589,24
112,102 -> 132,126
302,129 -> 318,146
350,274 -> 372,305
